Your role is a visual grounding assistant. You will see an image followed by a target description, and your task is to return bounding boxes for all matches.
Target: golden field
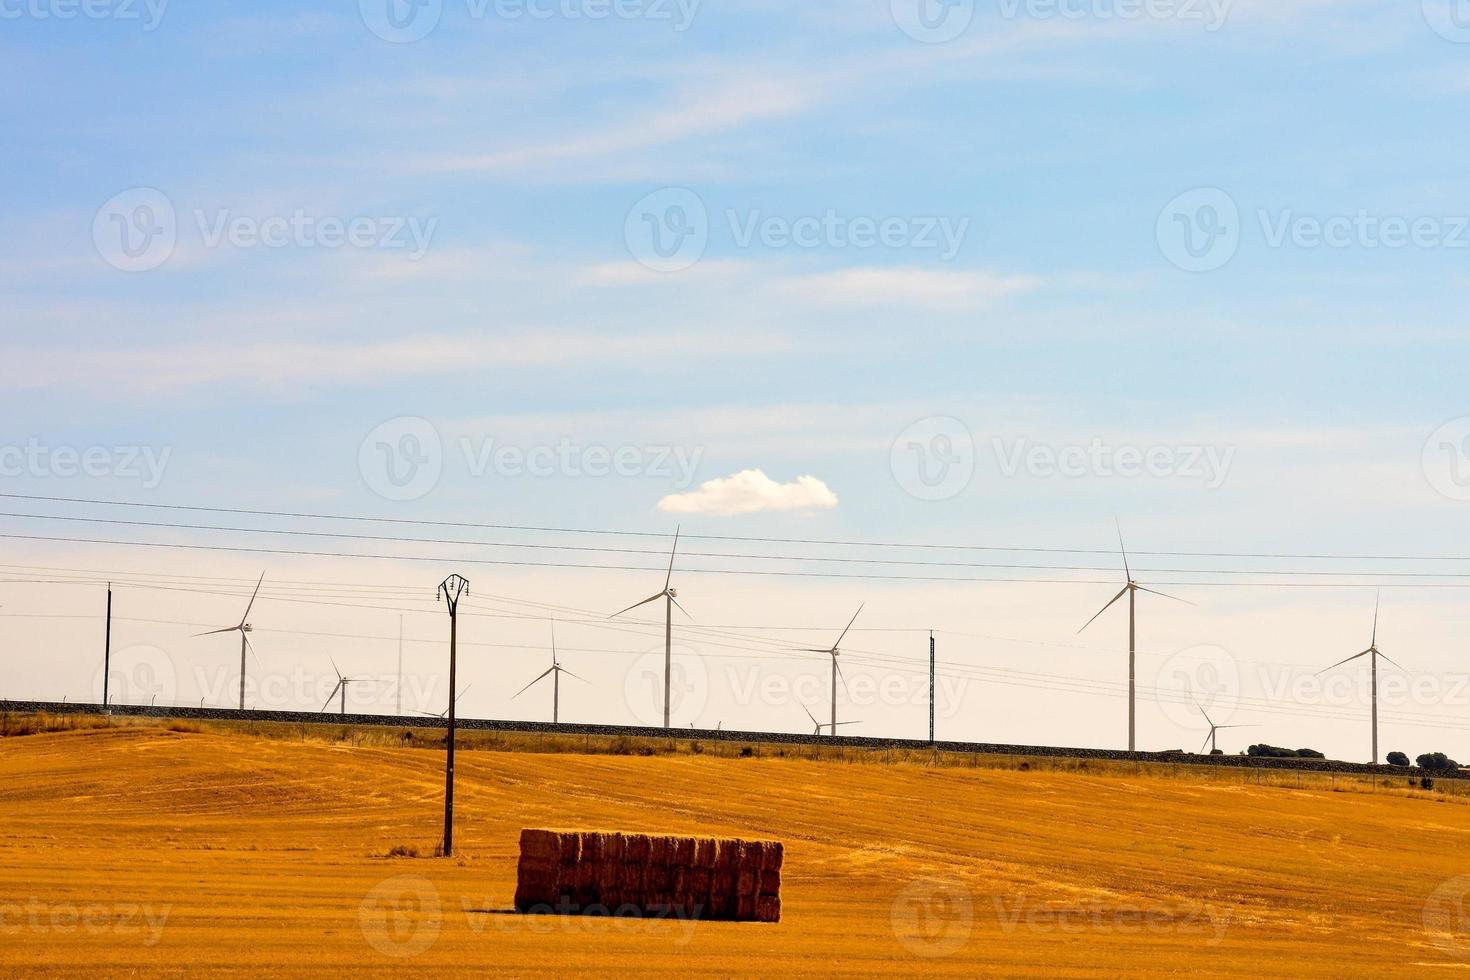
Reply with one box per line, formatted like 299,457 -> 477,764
1,719 -> 1467,977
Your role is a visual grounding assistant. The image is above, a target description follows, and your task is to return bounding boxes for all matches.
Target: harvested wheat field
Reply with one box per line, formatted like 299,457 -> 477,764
0,723 -> 1467,977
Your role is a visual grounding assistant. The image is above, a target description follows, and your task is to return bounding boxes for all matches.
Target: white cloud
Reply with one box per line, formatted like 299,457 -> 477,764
657,468 -> 839,516
775,267 -> 1042,311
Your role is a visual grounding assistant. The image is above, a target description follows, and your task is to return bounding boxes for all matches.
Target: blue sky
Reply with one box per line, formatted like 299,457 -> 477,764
3,1 -> 1470,759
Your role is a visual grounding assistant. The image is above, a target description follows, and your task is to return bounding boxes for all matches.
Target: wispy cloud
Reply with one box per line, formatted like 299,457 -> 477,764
774,267 -> 1042,310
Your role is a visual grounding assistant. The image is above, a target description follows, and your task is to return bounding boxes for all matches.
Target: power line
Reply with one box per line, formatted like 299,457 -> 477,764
7,490 -> 1470,563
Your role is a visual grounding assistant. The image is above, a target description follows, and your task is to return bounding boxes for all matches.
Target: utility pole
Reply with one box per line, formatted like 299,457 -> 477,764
103,583 -> 113,712
928,630 -> 935,744
437,574 -> 469,857
396,614 -> 404,717
1128,586 -> 1136,752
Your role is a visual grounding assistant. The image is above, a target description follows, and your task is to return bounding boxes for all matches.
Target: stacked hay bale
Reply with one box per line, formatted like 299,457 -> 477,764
515,829 -> 782,923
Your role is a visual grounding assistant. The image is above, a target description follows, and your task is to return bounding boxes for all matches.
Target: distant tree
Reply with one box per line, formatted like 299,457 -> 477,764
1210,748 -> 1224,756
1247,744 -> 1325,759
1296,748 -> 1325,759
1417,752 -> 1461,772
1386,751 -> 1410,766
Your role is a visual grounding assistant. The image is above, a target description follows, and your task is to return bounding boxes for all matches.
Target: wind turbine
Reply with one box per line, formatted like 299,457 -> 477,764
1192,697 -> 1252,754
610,527 -> 690,728
195,572 -> 265,711
320,658 -> 359,715
800,605 -> 864,737
1318,592 -> 1403,764
800,703 -> 859,737
414,684 -> 472,720
1078,527 -> 1192,752
511,621 -> 587,723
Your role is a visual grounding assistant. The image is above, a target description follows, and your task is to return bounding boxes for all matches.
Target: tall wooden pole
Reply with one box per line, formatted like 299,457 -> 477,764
929,630 -> 936,744
103,584 -> 113,711
437,574 -> 469,857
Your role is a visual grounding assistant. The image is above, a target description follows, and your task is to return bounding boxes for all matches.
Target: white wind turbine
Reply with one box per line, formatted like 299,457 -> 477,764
1318,592 -> 1404,764
320,657 -> 360,715
415,684 -> 472,720
800,605 -> 864,737
800,703 -> 859,737
511,621 -> 588,723
1078,527 -> 1192,751
195,572 -> 266,711
1192,697 -> 1252,754
610,527 -> 690,728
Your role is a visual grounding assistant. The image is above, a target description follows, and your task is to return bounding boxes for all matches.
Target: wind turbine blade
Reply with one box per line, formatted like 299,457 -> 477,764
549,618 -> 557,665
609,592 -> 665,619
1115,519 -> 1131,581
1191,695 -> 1214,729
800,648 -> 834,654
1317,648 -> 1373,675
834,604 -> 865,649
1372,589 -> 1381,648
1376,649 -> 1406,672
1200,731 -> 1212,753
455,684 -> 473,703
1215,724 -> 1256,730
801,704 -> 817,726
244,634 -> 262,668
239,571 -> 265,626
194,626 -> 238,637
835,659 -> 852,697
1077,587 -> 1129,633
511,667 -> 555,700
1136,586 -> 1195,606
669,595 -> 694,621
665,526 -> 680,591
329,656 -> 343,681
559,668 -> 592,686
320,680 -> 342,713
